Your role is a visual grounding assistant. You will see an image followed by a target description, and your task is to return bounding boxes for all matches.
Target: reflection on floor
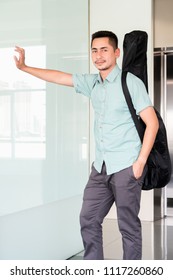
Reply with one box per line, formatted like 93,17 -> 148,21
69,209 -> 173,260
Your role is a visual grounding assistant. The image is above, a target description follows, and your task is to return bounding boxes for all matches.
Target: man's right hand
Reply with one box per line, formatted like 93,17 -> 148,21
13,46 -> 73,87
14,46 -> 26,70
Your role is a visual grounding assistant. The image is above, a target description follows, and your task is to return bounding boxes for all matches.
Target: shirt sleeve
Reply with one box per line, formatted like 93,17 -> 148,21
72,73 -> 97,98
127,73 -> 153,115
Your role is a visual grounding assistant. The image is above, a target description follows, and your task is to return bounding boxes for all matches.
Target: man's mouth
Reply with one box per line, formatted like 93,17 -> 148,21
95,60 -> 105,64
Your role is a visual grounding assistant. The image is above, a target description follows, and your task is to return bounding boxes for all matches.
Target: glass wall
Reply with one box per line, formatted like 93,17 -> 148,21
0,0 -> 89,215
0,0 -> 89,259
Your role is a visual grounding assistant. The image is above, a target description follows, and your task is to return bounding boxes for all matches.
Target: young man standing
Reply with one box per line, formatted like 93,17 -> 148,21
14,31 -> 159,260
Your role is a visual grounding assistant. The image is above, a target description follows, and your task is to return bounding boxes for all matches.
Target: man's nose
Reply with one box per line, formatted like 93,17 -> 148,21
96,50 -> 102,58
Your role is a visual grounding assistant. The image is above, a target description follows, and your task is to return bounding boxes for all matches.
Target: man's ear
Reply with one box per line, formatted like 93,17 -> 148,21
115,48 -> 120,58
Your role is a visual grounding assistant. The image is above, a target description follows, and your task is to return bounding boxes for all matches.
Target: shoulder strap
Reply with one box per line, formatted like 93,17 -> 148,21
121,71 -> 145,142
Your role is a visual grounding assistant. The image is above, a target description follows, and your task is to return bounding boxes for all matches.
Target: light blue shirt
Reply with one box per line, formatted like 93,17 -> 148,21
72,65 -> 152,175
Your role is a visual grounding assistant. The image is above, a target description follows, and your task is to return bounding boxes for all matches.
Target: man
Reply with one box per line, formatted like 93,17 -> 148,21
14,30 -> 159,260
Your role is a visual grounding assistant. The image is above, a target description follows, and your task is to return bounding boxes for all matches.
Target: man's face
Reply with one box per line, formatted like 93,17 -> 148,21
91,37 -> 120,72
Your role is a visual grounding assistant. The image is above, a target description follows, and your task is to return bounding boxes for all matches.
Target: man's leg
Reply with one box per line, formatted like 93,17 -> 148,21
80,163 -> 114,260
110,166 -> 146,260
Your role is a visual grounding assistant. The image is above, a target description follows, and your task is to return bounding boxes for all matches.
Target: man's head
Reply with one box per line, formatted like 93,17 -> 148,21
91,30 -> 118,50
91,30 -> 120,77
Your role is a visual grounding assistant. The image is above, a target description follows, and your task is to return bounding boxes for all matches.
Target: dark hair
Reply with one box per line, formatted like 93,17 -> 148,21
91,30 -> 118,50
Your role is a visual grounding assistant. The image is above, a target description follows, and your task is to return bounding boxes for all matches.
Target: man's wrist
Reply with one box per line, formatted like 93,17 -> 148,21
138,155 -> 147,165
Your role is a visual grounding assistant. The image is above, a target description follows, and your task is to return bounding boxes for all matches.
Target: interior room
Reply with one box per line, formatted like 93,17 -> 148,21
0,0 -> 173,260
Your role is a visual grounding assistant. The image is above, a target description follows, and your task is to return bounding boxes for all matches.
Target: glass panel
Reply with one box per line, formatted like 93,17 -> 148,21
14,91 -> 46,158
0,95 -> 11,140
0,95 -> 11,158
0,0 -> 89,215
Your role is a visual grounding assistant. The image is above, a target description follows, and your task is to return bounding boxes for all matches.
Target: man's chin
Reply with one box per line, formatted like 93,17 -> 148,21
96,66 -> 108,71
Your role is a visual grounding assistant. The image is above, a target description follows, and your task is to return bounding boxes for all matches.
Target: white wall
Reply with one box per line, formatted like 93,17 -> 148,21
89,0 -> 154,221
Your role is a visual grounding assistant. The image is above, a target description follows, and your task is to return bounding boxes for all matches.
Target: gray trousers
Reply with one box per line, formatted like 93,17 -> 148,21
80,162 -> 147,260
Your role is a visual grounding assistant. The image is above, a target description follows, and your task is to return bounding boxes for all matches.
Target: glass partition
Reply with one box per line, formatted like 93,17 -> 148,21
0,0 -> 89,215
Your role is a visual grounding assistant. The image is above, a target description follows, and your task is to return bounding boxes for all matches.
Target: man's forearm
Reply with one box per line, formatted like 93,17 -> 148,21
19,65 -> 73,86
138,123 -> 159,163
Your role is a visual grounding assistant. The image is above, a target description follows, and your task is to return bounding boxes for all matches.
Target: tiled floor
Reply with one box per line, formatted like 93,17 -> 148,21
69,208 -> 173,260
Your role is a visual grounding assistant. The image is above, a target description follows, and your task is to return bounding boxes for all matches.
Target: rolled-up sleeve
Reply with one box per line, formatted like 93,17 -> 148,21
127,73 -> 153,114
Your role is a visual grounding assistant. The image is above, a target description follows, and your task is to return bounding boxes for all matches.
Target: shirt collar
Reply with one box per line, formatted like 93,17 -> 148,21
96,64 -> 121,83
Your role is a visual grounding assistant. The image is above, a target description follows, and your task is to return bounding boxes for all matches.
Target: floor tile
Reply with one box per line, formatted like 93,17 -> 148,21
69,214 -> 173,260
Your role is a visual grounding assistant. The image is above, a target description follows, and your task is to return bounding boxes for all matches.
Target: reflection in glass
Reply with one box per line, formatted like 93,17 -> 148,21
0,0 -> 89,217
0,95 -> 11,157
0,46 -> 46,159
